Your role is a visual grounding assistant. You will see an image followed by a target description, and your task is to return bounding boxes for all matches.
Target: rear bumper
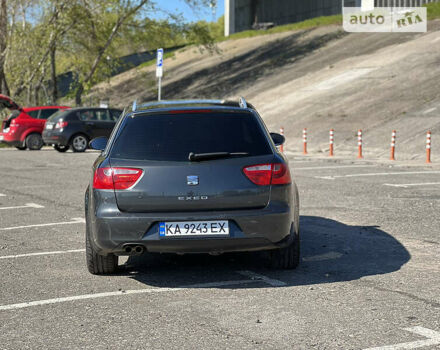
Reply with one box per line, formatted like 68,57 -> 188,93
87,189 -> 295,255
42,131 -> 69,146
0,131 -> 22,145
0,136 -> 24,147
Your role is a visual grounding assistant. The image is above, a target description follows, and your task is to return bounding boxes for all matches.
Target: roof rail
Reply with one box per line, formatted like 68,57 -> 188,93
136,100 -> 225,111
129,99 -> 254,113
239,97 -> 247,109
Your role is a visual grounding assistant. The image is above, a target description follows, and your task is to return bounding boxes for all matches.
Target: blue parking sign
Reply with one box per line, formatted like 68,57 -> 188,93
157,48 -> 163,67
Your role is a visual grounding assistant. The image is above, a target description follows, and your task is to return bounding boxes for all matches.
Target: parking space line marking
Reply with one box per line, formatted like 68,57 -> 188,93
237,270 -> 287,287
0,279 -> 262,311
364,326 -> 440,350
315,171 -> 440,180
432,37 -> 440,43
295,165 -> 374,170
0,249 -> 85,260
384,182 -> 440,188
303,251 -> 343,262
0,217 -> 85,231
0,288 -> 182,311
0,203 -> 44,211
0,193 -> 5,197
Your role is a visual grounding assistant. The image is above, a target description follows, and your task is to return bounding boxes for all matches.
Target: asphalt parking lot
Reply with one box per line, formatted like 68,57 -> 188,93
0,148 -> 439,349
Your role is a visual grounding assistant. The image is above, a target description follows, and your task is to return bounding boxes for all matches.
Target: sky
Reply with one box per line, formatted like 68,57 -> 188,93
157,0 -> 225,23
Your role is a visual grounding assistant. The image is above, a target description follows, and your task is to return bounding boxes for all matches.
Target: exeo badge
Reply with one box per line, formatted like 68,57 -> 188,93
187,175 -> 199,185
178,196 -> 208,201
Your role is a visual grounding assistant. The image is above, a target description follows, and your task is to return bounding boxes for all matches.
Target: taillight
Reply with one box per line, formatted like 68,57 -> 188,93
271,163 -> 292,185
55,121 -> 68,129
243,163 -> 291,186
243,164 -> 272,185
93,167 -> 143,190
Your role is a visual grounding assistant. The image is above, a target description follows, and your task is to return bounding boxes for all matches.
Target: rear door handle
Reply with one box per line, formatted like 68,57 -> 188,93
86,122 -> 95,126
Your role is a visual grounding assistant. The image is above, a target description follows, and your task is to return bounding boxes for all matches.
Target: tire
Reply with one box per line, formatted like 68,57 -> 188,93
15,145 -> 27,150
25,133 -> 43,150
70,134 -> 88,152
86,224 -> 118,275
54,144 -> 69,152
269,227 -> 300,270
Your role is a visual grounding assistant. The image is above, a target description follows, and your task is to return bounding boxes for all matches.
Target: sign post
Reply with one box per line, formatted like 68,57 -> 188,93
156,48 -> 164,101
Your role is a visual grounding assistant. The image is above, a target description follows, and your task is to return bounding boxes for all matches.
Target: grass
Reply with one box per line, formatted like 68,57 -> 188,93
218,15 -> 342,41
426,2 -> 440,20
138,52 -> 176,69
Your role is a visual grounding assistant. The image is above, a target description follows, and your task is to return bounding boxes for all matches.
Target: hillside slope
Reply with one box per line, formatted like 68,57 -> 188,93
88,20 -> 440,161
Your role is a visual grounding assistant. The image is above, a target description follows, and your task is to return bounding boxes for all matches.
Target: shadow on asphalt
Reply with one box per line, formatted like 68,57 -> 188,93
136,29 -> 346,101
124,216 -> 410,288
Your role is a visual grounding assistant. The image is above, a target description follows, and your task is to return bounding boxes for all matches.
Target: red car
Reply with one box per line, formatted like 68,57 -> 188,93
0,95 -> 69,150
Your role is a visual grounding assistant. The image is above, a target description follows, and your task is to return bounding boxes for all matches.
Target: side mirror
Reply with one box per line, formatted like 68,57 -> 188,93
270,132 -> 285,146
89,137 -> 108,151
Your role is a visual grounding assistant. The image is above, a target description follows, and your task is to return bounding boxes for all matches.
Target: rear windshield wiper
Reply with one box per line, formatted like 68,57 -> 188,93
188,152 -> 249,162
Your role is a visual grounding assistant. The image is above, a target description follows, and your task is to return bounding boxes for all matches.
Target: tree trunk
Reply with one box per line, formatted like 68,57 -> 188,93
34,85 -> 40,105
50,44 -> 57,103
0,0 -> 9,95
75,84 -> 84,106
26,84 -> 32,105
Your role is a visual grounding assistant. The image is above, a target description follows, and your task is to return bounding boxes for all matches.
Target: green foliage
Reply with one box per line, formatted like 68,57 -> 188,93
218,15 -> 342,41
138,52 -> 176,69
2,0 -> 214,105
426,2 -> 440,20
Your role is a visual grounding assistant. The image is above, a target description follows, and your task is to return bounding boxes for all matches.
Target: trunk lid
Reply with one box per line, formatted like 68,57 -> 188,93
110,156 -> 274,212
107,109 -> 275,213
0,94 -> 21,112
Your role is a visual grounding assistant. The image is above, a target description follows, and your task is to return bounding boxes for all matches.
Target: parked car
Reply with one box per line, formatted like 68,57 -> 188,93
0,94 -> 69,150
42,107 -> 122,152
85,99 -> 300,274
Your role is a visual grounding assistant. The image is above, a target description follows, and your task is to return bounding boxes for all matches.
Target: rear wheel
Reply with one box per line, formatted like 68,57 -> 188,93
86,227 -> 118,275
71,134 -> 88,152
269,227 -> 300,270
25,133 -> 43,150
54,144 -> 69,152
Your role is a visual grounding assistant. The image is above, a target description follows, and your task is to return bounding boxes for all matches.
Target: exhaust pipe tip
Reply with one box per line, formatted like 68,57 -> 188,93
123,244 -> 145,255
135,245 -> 144,254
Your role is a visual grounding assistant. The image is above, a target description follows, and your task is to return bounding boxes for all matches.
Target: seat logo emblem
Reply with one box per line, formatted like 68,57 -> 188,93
187,175 -> 199,186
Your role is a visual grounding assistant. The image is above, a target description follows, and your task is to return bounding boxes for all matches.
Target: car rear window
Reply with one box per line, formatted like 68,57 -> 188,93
27,110 -> 40,119
47,109 -> 69,122
39,109 -> 58,119
111,112 -> 272,161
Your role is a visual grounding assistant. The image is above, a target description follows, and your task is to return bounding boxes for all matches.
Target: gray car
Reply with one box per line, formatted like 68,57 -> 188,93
85,98 -> 300,274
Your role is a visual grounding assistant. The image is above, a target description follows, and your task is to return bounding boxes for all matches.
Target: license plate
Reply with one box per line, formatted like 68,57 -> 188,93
159,221 -> 229,237
0,135 -> 3,141
46,124 -> 53,130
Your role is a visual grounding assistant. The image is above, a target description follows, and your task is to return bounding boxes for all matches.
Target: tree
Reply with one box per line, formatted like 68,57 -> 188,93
12,0 -> 73,102
0,0 -> 9,95
2,0 -> 214,105
71,0 -> 150,105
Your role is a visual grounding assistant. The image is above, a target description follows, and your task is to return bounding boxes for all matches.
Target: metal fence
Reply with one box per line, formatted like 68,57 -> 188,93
374,0 -> 437,6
